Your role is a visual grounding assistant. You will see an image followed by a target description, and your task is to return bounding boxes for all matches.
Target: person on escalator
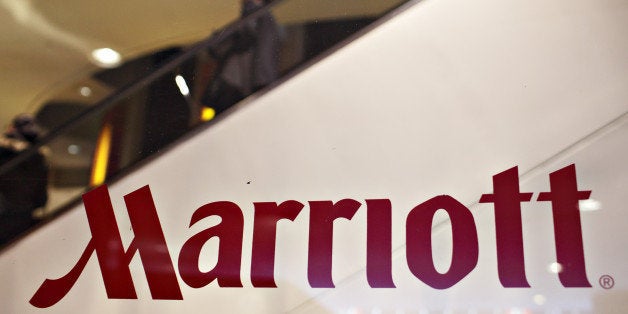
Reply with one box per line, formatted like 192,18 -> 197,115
201,0 -> 284,114
0,114 -> 48,245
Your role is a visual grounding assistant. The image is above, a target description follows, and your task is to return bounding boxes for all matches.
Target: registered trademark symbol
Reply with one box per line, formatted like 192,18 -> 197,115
599,275 -> 615,289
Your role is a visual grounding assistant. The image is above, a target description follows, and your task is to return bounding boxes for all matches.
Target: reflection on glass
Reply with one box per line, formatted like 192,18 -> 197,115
79,86 -> 93,97
91,48 -> 122,68
0,0 -> 410,247
579,199 -> 602,212
533,294 -> 546,306
547,262 -> 563,274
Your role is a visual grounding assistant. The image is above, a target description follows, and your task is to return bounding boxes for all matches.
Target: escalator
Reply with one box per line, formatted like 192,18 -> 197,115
0,0 -> 409,247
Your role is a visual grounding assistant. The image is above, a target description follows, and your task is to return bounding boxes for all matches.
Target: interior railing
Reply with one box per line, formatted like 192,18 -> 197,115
0,0 -> 411,248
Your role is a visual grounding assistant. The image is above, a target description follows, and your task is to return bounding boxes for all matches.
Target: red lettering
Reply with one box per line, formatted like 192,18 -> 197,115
366,199 -> 395,288
480,166 -> 533,287
406,195 -> 479,289
178,201 -> 244,288
29,164 -> 596,308
30,185 -> 182,308
251,201 -> 304,287
307,199 -> 361,288
537,164 -> 592,287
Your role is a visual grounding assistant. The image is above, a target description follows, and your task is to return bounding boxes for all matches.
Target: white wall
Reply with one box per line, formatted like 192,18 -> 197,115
1,0 -> 627,312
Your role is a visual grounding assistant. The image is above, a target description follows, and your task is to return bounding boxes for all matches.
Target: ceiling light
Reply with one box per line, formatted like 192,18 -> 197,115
91,48 -> 121,68
175,75 -> 190,96
201,107 -> 216,121
79,86 -> 92,97
67,144 -> 81,155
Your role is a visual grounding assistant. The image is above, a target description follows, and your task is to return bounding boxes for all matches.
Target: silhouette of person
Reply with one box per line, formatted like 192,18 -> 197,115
0,114 -> 48,244
201,0 -> 284,114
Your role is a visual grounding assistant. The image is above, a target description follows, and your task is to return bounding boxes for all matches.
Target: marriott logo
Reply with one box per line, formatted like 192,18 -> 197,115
30,164 -> 593,308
